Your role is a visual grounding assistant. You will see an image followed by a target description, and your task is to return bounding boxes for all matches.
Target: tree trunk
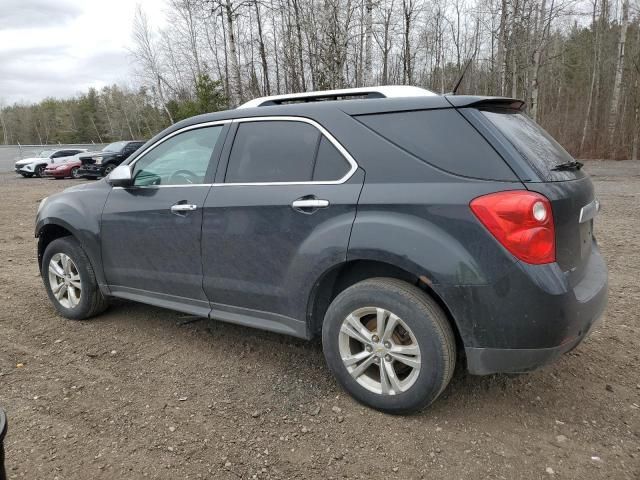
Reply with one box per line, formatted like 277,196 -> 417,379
580,0 -> 600,157
607,0 -> 629,157
254,0 -> 271,95
530,0 -> 548,121
496,0 -> 509,95
364,0 -> 373,85
225,0 -> 243,105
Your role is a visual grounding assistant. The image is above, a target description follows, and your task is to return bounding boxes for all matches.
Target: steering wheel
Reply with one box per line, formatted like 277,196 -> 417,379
169,169 -> 199,185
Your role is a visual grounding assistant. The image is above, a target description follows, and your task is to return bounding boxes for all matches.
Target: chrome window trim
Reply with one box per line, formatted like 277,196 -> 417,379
127,120 -> 231,171
115,116 -> 358,190
222,116 -> 358,186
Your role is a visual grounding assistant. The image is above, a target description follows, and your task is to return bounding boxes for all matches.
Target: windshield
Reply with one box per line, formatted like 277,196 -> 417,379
38,150 -> 54,158
481,110 -> 580,181
102,141 -> 127,152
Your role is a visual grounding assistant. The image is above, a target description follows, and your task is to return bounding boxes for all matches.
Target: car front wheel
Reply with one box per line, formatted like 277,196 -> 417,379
34,165 -> 45,177
41,237 -> 108,320
103,164 -> 115,176
322,278 -> 456,414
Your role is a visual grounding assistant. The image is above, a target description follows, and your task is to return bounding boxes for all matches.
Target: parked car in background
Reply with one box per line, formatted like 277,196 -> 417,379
43,154 -> 83,179
77,141 -> 145,179
14,148 -> 87,178
35,86 -> 607,414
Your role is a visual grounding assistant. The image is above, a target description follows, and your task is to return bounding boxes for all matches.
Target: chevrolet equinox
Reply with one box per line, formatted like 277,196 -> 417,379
35,86 -> 608,413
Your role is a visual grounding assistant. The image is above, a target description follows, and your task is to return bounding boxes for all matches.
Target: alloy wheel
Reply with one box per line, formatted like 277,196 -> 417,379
48,253 -> 82,308
338,307 -> 421,395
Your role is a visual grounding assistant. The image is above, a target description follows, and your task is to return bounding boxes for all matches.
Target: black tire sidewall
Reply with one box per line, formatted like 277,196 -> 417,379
35,165 -> 45,177
41,237 -> 99,320
322,281 -> 452,414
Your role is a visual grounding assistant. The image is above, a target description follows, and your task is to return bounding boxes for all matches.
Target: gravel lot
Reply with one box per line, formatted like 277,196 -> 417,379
0,161 -> 638,479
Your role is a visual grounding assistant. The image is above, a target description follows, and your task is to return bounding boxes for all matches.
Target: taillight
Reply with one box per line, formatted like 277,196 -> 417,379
470,190 -> 555,264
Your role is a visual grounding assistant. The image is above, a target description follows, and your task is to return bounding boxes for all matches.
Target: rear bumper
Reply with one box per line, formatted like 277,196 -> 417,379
465,310 -> 604,374
438,242 -> 608,375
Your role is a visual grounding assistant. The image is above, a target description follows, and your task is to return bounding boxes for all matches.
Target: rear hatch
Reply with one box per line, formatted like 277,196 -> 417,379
466,101 -> 596,281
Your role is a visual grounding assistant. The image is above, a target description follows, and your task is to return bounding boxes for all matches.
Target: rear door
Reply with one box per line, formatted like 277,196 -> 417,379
101,123 -> 228,315
201,118 -> 363,336
469,107 -> 596,281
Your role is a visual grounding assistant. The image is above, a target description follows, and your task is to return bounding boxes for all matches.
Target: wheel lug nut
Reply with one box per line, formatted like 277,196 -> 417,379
384,341 -> 391,349
365,345 -> 372,352
384,354 -> 392,362
371,335 -> 379,343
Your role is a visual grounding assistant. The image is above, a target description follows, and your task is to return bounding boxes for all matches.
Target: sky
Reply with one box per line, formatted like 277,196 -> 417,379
0,0 -> 167,105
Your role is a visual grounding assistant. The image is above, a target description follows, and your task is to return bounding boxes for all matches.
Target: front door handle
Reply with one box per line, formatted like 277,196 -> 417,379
171,203 -> 198,214
291,199 -> 329,209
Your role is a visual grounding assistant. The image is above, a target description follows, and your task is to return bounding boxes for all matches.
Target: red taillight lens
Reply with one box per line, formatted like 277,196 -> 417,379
470,191 -> 555,264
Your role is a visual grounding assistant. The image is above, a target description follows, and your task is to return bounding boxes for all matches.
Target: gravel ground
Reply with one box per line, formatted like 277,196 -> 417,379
0,161 -> 638,479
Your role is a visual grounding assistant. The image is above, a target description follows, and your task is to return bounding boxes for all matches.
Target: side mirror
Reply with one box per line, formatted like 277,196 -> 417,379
108,164 -> 133,187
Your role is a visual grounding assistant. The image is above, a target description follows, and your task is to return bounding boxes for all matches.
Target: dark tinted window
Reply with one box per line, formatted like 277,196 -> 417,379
357,109 -> 515,180
312,137 -> 350,181
132,126 -> 223,186
225,121 -> 320,183
481,110 -> 578,180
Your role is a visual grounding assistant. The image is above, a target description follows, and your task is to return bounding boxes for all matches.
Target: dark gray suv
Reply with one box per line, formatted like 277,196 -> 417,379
35,87 -> 608,413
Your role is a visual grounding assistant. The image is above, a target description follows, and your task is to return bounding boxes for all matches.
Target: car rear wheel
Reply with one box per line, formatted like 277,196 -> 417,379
322,278 -> 456,414
42,237 -> 108,320
34,165 -> 45,178
70,167 -> 80,179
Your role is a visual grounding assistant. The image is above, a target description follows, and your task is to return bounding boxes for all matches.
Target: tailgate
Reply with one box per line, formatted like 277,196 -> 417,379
526,177 -> 597,282
470,103 -> 597,280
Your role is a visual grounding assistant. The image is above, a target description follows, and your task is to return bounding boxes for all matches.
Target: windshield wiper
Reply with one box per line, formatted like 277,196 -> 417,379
552,160 -> 583,171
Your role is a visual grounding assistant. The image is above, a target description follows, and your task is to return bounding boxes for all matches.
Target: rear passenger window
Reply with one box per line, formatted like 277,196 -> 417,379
356,109 -> 515,181
312,137 -> 350,181
226,121 -> 320,183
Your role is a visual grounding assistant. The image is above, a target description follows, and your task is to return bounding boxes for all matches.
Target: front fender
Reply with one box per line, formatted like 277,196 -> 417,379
35,182 -> 111,288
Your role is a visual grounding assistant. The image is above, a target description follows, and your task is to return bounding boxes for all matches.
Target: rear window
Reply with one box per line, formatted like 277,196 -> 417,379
356,109 -> 516,181
480,110 -> 582,181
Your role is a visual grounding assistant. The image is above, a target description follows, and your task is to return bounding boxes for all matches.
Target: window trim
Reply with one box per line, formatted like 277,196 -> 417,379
119,116 -> 358,189
121,120 -> 231,189
221,116 -> 357,186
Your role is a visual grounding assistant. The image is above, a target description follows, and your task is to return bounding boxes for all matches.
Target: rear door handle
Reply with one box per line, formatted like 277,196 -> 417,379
291,199 -> 329,209
171,203 -> 198,213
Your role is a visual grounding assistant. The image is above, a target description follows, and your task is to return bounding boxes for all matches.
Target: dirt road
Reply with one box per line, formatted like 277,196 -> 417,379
0,162 -> 638,479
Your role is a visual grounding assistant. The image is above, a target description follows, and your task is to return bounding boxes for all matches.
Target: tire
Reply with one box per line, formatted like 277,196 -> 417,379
70,167 -> 80,179
41,237 -> 108,320
103,164 -> 115,176
322,278 -> 456,414
34,164 -> 46,178
20,173 -> 32,178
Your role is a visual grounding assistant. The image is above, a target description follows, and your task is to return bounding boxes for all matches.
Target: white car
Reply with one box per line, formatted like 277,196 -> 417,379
15,148 -> 87,178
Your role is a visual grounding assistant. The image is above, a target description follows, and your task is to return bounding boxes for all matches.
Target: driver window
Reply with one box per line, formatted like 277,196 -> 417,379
132,126 -> 223,186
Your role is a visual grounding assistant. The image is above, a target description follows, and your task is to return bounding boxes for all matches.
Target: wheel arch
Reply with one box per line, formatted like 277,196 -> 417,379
36,221 -> 76,270
307,259 -> 464,351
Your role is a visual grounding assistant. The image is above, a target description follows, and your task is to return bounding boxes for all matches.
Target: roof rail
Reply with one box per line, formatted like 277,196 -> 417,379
237,86 -> 437,109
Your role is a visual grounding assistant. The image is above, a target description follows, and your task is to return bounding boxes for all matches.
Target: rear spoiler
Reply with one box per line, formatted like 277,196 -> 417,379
444,95 -> 525,111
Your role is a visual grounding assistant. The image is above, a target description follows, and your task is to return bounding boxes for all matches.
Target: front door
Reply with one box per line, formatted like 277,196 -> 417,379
201,118 -> 363,336
101,123 -> 228,315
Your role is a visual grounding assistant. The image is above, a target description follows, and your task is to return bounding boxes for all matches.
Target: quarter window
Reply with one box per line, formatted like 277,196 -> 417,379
312,137 -> 350,181
132,126 -> 223,186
